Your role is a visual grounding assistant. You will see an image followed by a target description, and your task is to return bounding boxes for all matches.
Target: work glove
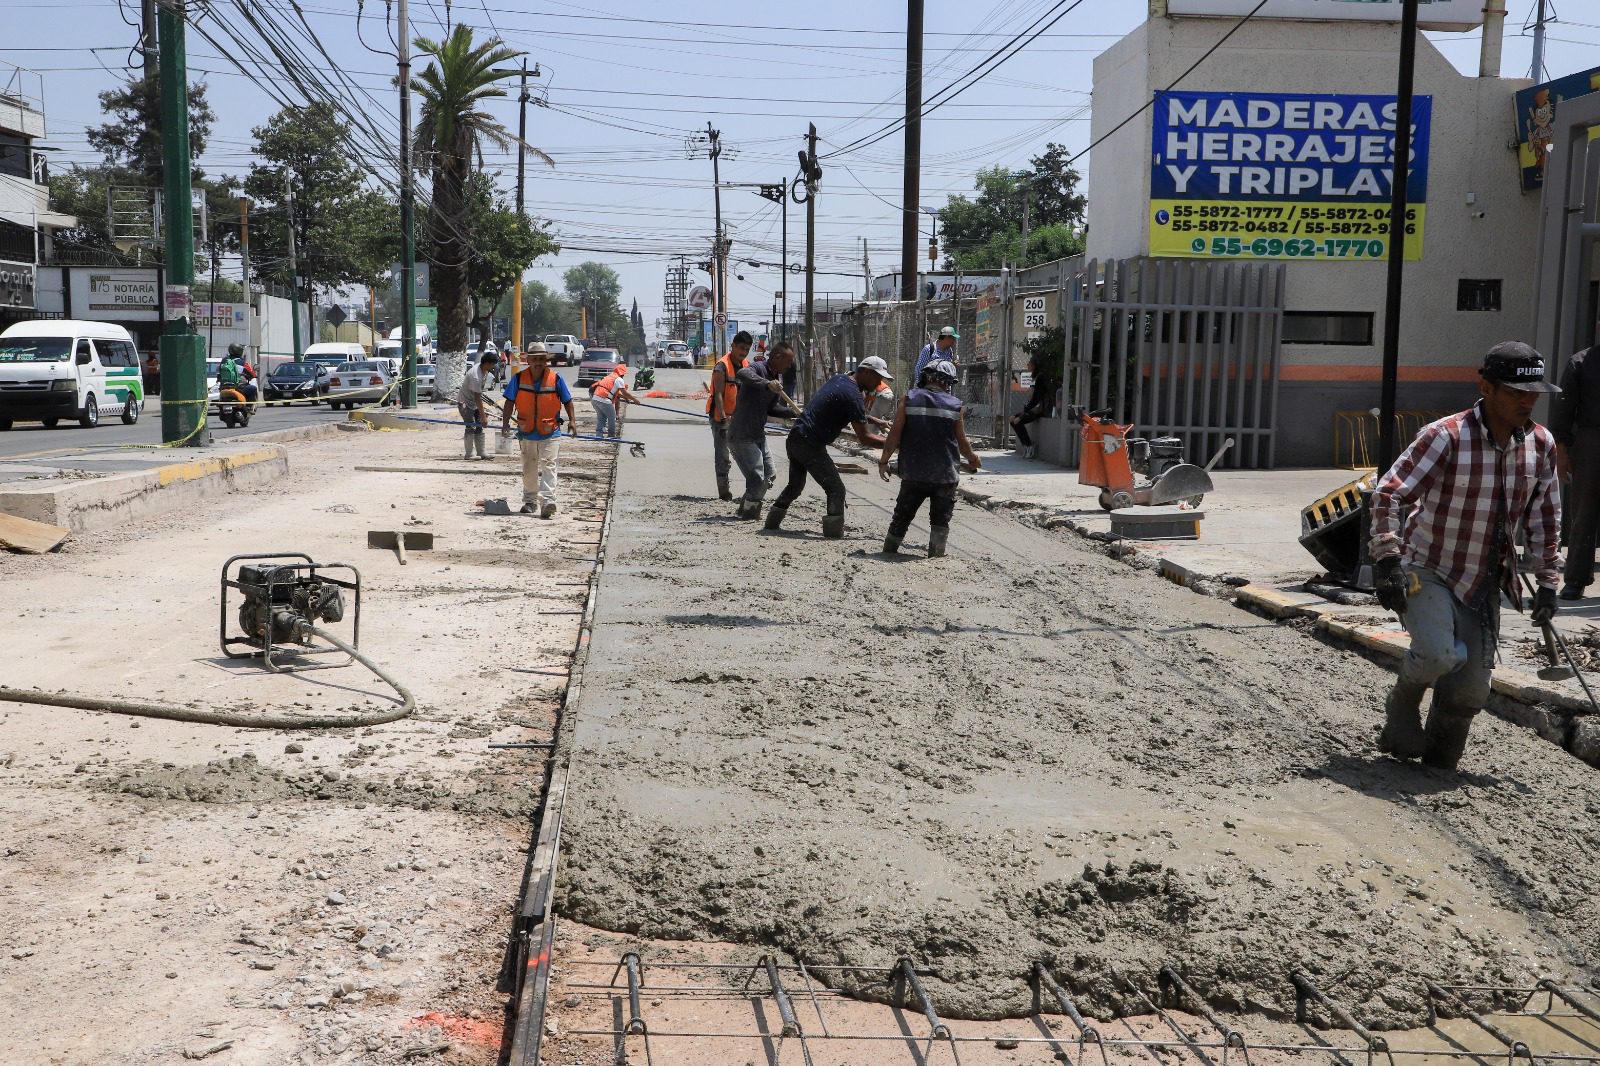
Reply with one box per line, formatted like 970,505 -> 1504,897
1532,585 -> 1558,627
1373,556 -> 1409,615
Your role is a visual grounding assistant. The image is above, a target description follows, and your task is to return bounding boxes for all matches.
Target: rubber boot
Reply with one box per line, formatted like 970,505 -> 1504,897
1422,702 -> 1477,771
717,478 -> 733,502
1377,680 -> 1428,759
763,504 -> 787,531
464,431 -> 476,460
822,514 -> 845,539
474,429 -> 488,459
883,533 -> 903,554
927,525 -> 950,558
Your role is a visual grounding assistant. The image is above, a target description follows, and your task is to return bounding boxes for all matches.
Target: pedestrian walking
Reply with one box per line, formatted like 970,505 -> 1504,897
877,359 -> 981,558
588,364 -> 637,439
913,325 -> 958,384
458,350 -> 498,459
1010,356 -> 1055,460
729,341 -> 798,520
1369,341 -> 1562,770
499,343 -> 577,518
764,356 -> 890,538
706,330 -> 754,500
1552,338 -> 1600,599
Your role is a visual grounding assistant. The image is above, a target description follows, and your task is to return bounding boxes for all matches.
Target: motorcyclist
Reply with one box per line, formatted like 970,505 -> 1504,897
220,343 -> 259,404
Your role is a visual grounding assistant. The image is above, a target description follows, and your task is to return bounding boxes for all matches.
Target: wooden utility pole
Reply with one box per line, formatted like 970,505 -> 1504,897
899,0 -> 924,303
398,0 -> 417,405
803,123 -> 819,380
512,59 -> 529,352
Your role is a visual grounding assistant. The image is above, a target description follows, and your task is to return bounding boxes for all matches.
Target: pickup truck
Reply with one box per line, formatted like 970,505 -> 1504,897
543,334 -> 583,366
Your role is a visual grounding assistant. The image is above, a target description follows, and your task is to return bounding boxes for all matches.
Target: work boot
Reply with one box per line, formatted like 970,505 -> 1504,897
1560,583 -> 1587,601
927,525 -> 950,558
736,498 -> 760,521
1377,680 -> 1428,759
717,478 -> 733,502
822,514 -> 845,539
763,504 -> 787,531
1422,702 -> 1478,771
883,533 -> 902,554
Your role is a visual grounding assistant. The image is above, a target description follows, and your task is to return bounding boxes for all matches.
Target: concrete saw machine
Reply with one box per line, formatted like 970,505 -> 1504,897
1069,406 -> 1231,511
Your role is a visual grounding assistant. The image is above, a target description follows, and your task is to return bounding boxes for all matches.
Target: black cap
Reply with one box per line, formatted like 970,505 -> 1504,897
1480,341 -> 1560,394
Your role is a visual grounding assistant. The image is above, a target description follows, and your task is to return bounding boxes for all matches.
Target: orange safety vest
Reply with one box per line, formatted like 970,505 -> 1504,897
513,368 -> 563,436
592,371 -> 623,401
705,354 -> 741,422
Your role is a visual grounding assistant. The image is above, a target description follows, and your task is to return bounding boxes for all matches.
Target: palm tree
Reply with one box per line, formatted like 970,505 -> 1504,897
412,26 -> 550,370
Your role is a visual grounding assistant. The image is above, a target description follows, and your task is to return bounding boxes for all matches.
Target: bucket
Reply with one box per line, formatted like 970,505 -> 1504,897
496,428 -> 514,456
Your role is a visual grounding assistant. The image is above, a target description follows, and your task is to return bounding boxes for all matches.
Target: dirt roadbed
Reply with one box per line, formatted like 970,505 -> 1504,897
0,423 -> 613,1065
556,417 -> 1600,1033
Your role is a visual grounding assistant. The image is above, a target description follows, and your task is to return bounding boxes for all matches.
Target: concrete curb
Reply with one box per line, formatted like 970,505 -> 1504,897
242,421 -> 355,446
0,445 -> 288,534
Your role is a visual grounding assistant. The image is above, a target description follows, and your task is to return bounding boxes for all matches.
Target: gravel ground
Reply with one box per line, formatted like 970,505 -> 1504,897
558,415 -> 1600,1031
0,421 -> 613,1065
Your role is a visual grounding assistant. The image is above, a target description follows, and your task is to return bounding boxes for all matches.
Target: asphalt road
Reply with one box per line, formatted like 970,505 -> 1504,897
0,397 -> 354,459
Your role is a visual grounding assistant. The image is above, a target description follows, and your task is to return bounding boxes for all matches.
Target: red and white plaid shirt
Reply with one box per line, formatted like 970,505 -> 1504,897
1369,401 -> 1561,605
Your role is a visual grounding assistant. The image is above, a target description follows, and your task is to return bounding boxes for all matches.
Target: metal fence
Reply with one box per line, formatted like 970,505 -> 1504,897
809,289 -> 1009,442
1062,257 -> 1286,469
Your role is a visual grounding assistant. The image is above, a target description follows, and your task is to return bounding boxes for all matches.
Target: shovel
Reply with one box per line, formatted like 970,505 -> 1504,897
367,529 -> 434,564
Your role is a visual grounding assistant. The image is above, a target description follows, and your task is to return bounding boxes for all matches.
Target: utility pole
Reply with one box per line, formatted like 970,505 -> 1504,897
398,0 -> 417,406
238,196 -> 250,351
1020,180 -> 1032,266
802,123 -> 820,381
1376,0 -> 1419,474
285,174 -> 301,362
140,0 -> 157,83
511,58 -> 529,353
157,0 -> 205,445
900,0 -> 924,303
1530,0 -> 1548,81
706,122 -> 726,360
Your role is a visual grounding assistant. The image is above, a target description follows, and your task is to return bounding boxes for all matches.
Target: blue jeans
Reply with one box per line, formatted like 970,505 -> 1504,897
591,397 -> 618,438
1399,566 -> 1497,711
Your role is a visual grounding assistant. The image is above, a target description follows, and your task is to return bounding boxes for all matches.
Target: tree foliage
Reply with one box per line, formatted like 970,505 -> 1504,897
562,261 -> 627,340
455,173 -> 558,343
242,103 -> 397,295
519,280 -> 577,337
86,74 -> 215,184
412,25 -> 547,353
937,142 -> 1086,271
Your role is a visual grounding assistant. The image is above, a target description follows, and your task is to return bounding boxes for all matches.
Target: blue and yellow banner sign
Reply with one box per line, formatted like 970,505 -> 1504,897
1150,90 -> 1431,261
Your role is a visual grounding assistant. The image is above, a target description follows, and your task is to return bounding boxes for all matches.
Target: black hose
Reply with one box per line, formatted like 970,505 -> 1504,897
0,626 -> 415,730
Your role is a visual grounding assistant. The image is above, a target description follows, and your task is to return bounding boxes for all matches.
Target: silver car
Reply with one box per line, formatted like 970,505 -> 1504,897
326,360 -> 396,409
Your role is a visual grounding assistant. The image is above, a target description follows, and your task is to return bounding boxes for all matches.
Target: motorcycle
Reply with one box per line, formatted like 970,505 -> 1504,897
216,383 -> 254,428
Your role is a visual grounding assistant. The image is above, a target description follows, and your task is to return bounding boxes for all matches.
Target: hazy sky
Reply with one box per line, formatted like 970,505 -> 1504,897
3,0 -> 1590,337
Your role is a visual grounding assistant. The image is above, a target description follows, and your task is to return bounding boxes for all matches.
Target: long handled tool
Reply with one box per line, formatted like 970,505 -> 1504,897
626,399 -> 705,419
367,529 -> 434,565
1517,572 -> 1600,710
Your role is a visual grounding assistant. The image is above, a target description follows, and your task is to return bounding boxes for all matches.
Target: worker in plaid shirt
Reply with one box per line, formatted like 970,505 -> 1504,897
1368,342 -> 1562,770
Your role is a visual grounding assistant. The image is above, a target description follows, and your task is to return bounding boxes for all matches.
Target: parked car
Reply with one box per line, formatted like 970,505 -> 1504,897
662,341 -> 693,369
326,360 -> 396,409
654,339 -> 689,368
577,347 -> 625,389
544,333 -> 582,366
0,319 -> 145,429
266,361 -> 331,403
303,341 -> 367,370
415,358 -> 437,397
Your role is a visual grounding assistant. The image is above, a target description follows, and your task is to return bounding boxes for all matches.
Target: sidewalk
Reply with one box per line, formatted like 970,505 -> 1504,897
0,440 -> 290,532
956,447 -> 1600,756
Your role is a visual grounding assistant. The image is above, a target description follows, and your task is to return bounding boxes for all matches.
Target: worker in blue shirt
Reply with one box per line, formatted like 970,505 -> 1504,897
499,344 -> 577,517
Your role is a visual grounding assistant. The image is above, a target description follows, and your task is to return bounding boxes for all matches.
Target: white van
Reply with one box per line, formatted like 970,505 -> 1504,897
0,319 -> 145,430
374,325 -> 433,365
302,341 -> 368,370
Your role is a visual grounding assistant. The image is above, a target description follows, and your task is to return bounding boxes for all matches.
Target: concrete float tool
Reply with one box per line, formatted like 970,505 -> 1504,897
367,529 -> 434,564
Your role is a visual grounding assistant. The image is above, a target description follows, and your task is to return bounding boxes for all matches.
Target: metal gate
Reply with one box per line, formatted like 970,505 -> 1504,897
1060,257 -> 1285,469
